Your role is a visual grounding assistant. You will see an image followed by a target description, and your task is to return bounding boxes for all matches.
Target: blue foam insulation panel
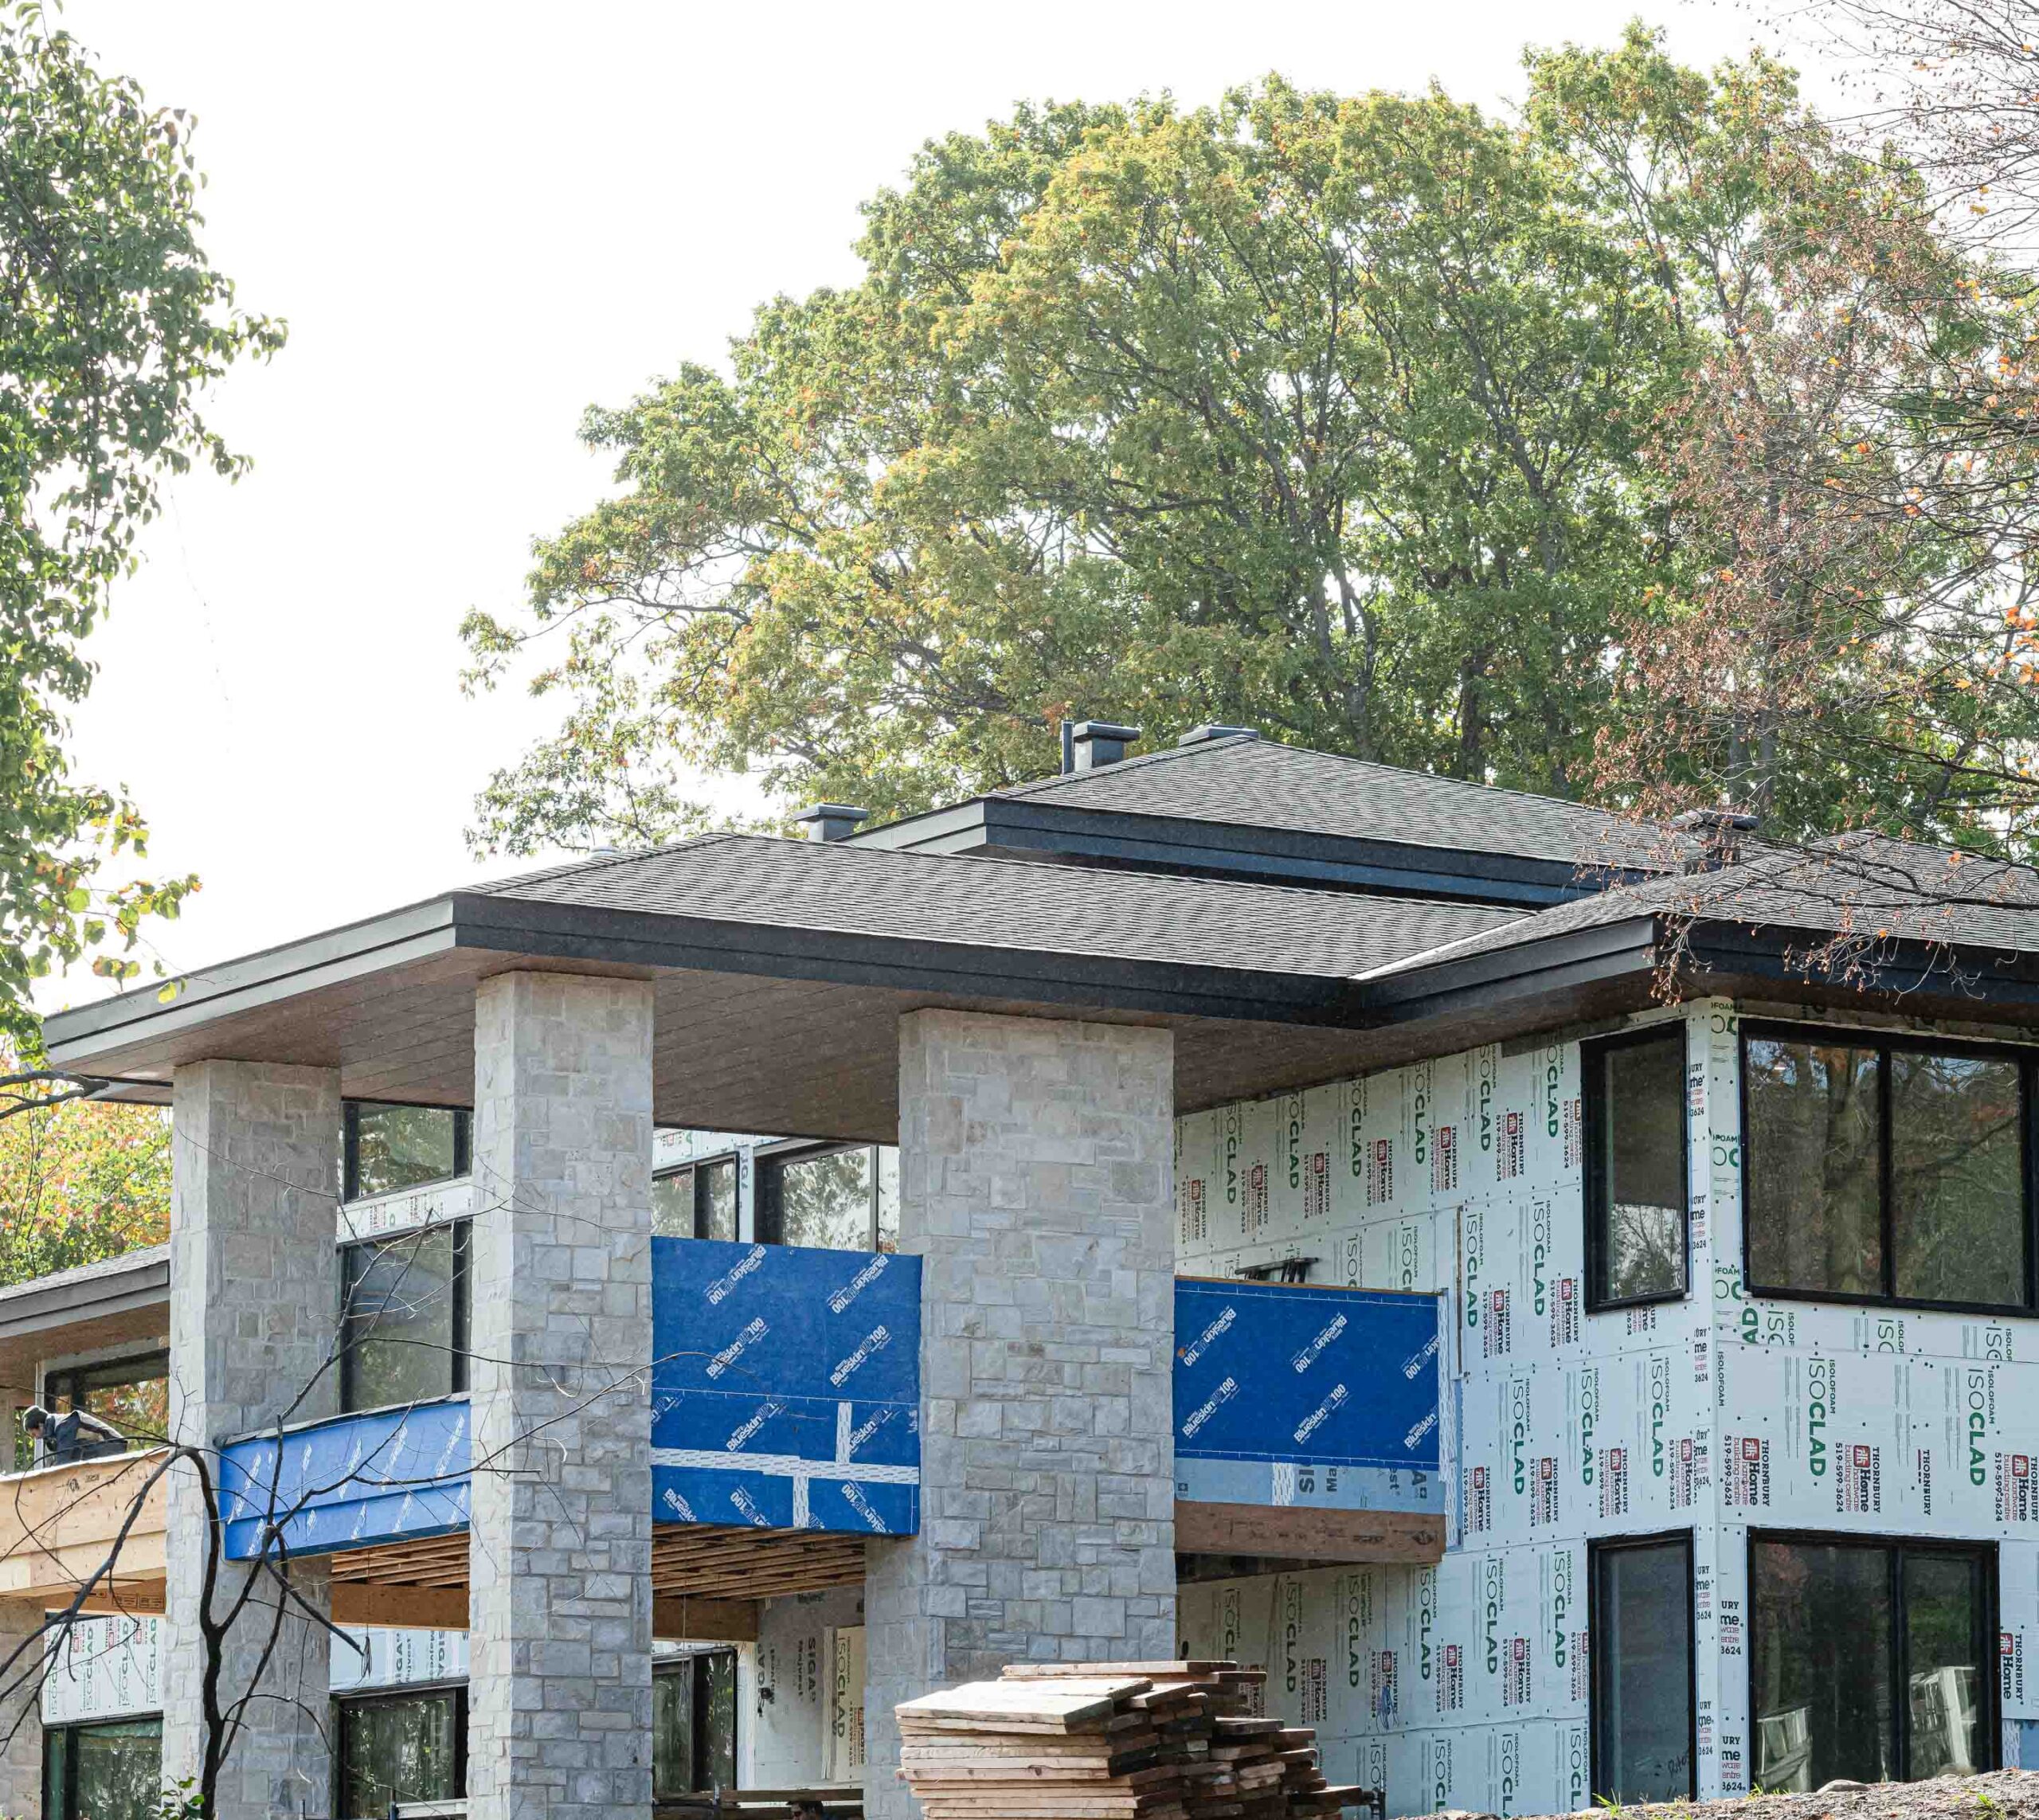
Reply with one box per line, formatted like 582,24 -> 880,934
1172,1278 -> 1447,1515
651,1237 -> 922,1536
219,1399 -> 472,1560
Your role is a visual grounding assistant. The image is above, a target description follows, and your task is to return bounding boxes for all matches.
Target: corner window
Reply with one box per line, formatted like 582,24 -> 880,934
337,1687 -> 464,1818
653,1157 -> 739,1242
340,1223 -> 470,1412
43,1718 -> 162,1820
1590,1532 -> 1694,1804
1743,1025 -> 2032,1312
1584,1027 -> 1689,1309
1751,1534 -> 1994,1790
343,1102 -> 471,1203
41,1348 -> 170,1459
654,1648 -> 738,1797
759,1145 -> 898,1253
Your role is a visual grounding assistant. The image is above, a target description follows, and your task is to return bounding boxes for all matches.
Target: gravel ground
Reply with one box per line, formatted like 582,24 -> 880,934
1438,1771 -> 2039,1820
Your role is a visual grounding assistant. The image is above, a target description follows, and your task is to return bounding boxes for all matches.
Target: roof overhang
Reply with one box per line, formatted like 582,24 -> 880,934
47,886 -> 2039,1145
42,887 -> 1405,1133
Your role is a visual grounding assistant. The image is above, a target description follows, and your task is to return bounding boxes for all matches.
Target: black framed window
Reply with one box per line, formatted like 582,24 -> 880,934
336,1687 -> 465,1818
1584,1027 -> 1691,1310
1589,1532 -> 1695,1803
43,1716 -> 162,1820
42,1348 -> 170,1457
1750,1533 -> 1994,1791
343,1102 -> 472,1203
654,1650 -> 738,1797
758,1145 -> 898,1253
653,1157 -> 739,1242
1742,1023 -> 2034,1313
340,1223 -> 470,1412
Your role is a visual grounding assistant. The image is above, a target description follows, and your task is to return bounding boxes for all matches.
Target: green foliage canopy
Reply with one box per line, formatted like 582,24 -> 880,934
466,28 -> 1992,847
0,4 -> 281,1040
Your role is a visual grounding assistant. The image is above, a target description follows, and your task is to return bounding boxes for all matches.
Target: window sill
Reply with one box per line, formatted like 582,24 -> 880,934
1741,1283 -> 2034,1320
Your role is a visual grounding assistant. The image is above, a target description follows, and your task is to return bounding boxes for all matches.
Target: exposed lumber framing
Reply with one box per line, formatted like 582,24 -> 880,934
1173,1501 -> 1445,1564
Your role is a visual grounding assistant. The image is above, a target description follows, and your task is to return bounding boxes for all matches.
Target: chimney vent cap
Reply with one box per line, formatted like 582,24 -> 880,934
1065,720 -> 1142,773
793,803 -> 871,843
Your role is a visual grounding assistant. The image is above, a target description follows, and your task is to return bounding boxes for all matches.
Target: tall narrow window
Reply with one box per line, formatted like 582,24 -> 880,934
1744,1024 -> 2034,1313
1591,1532 -> 1695,1804
655,1648 -> 740,1796
1750,1535 -> 1994,1790
340,1222 -> 469,1411
1584,1028 -> 1689,1309
1744,1035 -> 1882,1298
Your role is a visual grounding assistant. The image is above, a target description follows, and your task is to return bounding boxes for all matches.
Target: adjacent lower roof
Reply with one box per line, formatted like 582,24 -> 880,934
0,1243 -> 169,1342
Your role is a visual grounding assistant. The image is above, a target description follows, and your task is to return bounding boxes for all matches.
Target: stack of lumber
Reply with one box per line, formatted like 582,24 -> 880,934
893,1661 -> 1375,1820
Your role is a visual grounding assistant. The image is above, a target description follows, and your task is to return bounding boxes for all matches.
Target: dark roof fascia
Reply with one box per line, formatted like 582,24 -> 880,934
1680,918 -> 2039,1014
854,796 -> 1624,907
42,898 -> 463,1070
449,891 -> 1374,1026
1355,910 -> 2039,1032
45,884 -> 1388,1070
1352,914 -> 1664,1025
0,1247 -> 170,1342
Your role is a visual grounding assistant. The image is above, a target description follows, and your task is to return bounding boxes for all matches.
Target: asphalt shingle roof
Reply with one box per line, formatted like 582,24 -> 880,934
1356,833 -> 2039,979
991,737 -> 1668,871
483,832 -> 1526,982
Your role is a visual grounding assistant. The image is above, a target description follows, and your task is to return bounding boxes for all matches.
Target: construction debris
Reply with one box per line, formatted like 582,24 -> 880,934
894,1661 -> 1376,1820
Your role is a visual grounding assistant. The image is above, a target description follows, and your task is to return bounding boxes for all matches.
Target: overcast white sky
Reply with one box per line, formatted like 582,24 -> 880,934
45,0 -> 1791,1010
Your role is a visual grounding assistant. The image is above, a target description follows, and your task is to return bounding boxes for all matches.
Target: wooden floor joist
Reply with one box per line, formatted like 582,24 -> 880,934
309,1523 -> 861,1638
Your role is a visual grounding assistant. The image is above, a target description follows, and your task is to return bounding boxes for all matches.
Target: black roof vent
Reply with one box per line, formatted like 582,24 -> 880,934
793,803 -> 870,843
1671,806 -> 1759,871
1064,720 -> 1141,773
1177,724 -> 1260,747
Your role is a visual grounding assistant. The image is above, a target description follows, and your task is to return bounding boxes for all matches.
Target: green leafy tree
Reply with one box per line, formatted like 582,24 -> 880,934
0,3 -> 282,1038
0,1077 -> 168,1290
466,29 -> 1962,847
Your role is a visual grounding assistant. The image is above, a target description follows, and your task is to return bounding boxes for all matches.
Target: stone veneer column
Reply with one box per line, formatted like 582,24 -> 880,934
166,1060 -> 341,1818
865,1011 -> 1177,1820
0,1596 -> 41,1818
468,973 -> 656,1820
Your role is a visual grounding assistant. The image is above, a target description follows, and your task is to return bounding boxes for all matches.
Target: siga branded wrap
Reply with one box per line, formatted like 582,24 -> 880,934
651,1236 -> 922,1536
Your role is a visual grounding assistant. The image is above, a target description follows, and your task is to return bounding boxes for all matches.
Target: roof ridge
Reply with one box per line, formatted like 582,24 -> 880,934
988,737 -> 1683,873
992,734 -> 1253,803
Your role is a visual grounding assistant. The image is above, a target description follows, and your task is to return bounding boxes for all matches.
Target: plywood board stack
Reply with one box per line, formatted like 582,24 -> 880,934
894,1661 -> 1376,1820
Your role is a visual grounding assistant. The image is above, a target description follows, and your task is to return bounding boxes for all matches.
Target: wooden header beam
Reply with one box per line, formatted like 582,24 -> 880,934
1174,1501 -> 1445,1564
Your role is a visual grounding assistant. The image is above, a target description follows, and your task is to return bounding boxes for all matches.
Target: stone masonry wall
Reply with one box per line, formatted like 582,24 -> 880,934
469,972 -> 656,1820
0,1595 -> 41,1819
165,1059 -> 342,1818
864,1010 -> 1177,1820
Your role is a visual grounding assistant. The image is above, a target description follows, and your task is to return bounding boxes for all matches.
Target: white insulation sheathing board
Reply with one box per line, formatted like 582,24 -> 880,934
750,1584 -> 865,1788
1172,1000 -> 2039,1814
